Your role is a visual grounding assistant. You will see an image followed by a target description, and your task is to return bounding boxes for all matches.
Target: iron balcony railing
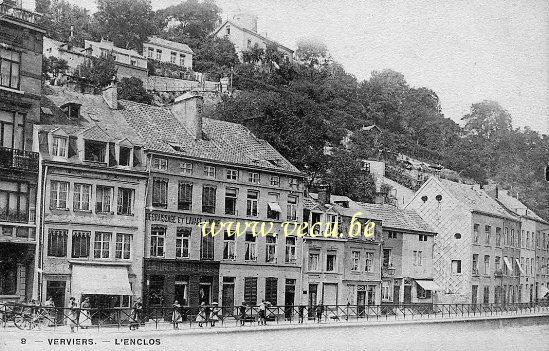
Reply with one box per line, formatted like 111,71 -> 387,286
0,147 -> 39,173
1,301 -> 548,331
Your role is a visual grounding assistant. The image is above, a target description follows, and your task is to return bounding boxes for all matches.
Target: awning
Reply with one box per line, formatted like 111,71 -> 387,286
268,202 -> 282,213
503,257 -> 513,273
515,258 -> 526,275
540,285 -> 549,297
416,280 -> 442,291
71,264 -> 133,299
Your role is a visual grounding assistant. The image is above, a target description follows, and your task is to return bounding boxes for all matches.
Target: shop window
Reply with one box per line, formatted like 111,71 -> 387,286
148,275 -> 164,306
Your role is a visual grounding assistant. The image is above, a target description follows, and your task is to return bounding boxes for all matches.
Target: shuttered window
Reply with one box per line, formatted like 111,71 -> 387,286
244,277 -> 257,305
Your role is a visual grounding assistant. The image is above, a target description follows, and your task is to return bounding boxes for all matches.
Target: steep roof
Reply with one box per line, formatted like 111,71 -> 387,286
147,36 -> 193,54
357,203 -> 435,234
496,189 -> 548,224
85,39 -> 145,59
308,193 -> 382,221
212,20 -> 294,53
436,178 -> 519,221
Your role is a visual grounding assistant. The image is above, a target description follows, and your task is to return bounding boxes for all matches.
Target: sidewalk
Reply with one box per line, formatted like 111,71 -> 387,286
2,310 -> 548,337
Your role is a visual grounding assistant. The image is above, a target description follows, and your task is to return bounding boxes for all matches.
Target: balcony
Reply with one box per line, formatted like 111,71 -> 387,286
0,2 -> 42,25
0,147 -> 39,173
382,266 -> 396,277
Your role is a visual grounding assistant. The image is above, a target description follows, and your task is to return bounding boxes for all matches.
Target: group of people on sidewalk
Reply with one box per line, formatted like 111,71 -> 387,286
171,301 -> 222,329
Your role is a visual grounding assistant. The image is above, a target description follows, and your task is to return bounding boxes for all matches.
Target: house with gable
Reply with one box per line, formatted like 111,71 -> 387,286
407,177 -> 521,304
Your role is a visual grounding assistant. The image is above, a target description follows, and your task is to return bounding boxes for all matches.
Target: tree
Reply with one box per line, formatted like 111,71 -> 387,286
242,43 -> 265,64
92,0 -> 157,51
296,37 -> 329,67
42,56 -> 69,81
157,0 -> 221,49
193,37 -> 238,80
36,0 -> 92,46
462,100 -> 513,140
76,54 -> 117,91
118,77 -> 153,104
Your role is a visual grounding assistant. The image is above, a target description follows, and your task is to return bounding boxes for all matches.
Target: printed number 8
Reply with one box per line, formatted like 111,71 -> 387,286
21,338 -> 26,344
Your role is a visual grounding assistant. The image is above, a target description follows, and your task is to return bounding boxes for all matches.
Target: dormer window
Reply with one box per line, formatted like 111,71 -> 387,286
119,146 -> 132,166
52,136 -> 68,157
84,140 -> 106,163
60,103 -> 81,120
226,25 -> 231,35
334,200 -> 349,208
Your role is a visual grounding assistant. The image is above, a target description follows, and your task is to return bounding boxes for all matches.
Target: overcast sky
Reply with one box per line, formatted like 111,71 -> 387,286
68,0 -> 549,134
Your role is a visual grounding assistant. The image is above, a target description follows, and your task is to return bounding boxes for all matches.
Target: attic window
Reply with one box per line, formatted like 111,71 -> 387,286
60,103 -> 81,120
84,140 -> 106,162
226,25 -> 230,35
119,146 -> 132,166
334,201 -> 349,208
267,159 -> 281,167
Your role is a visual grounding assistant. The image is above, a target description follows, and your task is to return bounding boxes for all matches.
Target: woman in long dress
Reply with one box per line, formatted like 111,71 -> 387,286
44,297 -> 56,327
172,300 -> 182,329
195,302 -> 207,327
79,297 -> 92,329
209,302 -> 220,327
67,297 -> 78,332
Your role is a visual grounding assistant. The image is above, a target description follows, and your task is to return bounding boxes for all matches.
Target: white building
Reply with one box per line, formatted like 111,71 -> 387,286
144,36 -> 194,69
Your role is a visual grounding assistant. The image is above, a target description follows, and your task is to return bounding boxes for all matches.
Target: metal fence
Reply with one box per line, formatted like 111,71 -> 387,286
1,301 -> 548,331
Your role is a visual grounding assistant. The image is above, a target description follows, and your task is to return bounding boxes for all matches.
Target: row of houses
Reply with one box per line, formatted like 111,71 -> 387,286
1,1 -> 548,314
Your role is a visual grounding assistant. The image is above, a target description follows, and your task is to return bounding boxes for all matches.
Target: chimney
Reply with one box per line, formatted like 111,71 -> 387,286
102,77 -> 118,109
318,185 -> 331,205
170,91 -> 204,140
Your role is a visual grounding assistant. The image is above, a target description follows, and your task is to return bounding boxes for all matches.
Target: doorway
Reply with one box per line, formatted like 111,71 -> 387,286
404,285 -> 412,304
284,279 -> 295,319
222,277 -> 235,316
357,287 -> 366,317
393,285 -> 400,305
46,280 -> 66,324
308,284 -> 317,318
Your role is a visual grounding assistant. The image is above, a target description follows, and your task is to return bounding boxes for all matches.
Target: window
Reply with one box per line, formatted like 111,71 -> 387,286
248,172 -> 260,184
285,237 -> 296,263
382,249 -> 392,267
495,256 -> 501,272
308,252 -> 319,271
485,225 -> 491,244
504,227 -> 509,245
413,251 -> 423,266
94,232 -> 111,259
244,233 -> 257,261
223,231 -> 236,260
176,227 -> 191,258
0,110 -> 25,149
417,284 -> 431,299
202,185 -> 216,213
267,193 -> 280,220
117,188 -> 134,215
150,226 -> 165,257
387,231 -> 397,239
72,183 -> 91,211
473,224 -> 479,244
224,188 -> 237,215
152,156 -> 168,170
50,181 -> 69,209
178,182 -> 193,211
84,140 -> 106,162
180,162 -> 192,174
247,39 -> 252,48
270,176 -> 280,186
510,229 -> 515,247
265,277 -> 278,306
71,231 -> 90,258
418,234 -> 427,241
115,233 -> 132,259
148,275 -> 164,306
288,178 -> 298,188
451,260 -> 462,274
265,235 -> 277,263
204,165 -> 216,177
351,251 -> 360,271
201,233 -> 214,260
226,169 -> 238,180
52,136 -> 68,157
226,25 -> 231,35
326,252 -> 336,272
287,196 -> 298,221
48,229 -> 68,257
364,252 -> 373,272
472,254 -> 479,275
96,186 -> 113,213
119,147 -> 131,166
147,47 -> 154,58
382,281 -> 391,301
152,179 -> 168,208
180,54 -> 185,66
0,180 -> 30,222
0,47 -> 21,89
496,227 -> 502,246
156,49 -> 162,60
246,190 -> 259,217
244,277 -> 257,305
170,51 -> 176,63
484,255 -> 490,275
483,286 -> 490,304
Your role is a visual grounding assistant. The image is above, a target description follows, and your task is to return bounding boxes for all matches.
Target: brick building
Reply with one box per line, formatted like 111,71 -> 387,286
0,1 -> 44,303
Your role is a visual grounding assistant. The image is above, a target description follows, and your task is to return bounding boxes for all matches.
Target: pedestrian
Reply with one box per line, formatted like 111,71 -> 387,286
79,297 -> 92,329
172,300 -> 182,329
298,305 -> 305,323
315,303 -> 323,323
239,302 -> 247,326
195,302 -> 207,327
68,297 -> 78,333
258,300 -> 266,326
44,297 -> 56,327
130,298 -> 143,330
209,302 -> 220,327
